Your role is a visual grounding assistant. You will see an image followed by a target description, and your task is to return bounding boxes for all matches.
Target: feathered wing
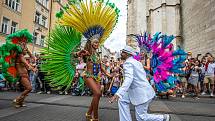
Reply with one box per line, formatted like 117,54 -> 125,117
40,26 -> 82,90
136,32 -> 187,92
0,29 -> 32,82
135,32 -> 152,53
151,33 -> 187,92
56,0 -> 119,45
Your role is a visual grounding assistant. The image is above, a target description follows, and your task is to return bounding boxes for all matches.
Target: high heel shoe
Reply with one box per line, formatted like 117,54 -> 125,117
85,113 -> 92,119
12,99 -> 22,108
20,101 -> 27,107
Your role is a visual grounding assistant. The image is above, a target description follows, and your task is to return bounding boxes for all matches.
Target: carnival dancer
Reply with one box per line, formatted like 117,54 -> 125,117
0,29 -> 36,108
77,36 -> 114,121
40,0 -> 120,120
133,32 -> 187,96
110,45 -> 170,121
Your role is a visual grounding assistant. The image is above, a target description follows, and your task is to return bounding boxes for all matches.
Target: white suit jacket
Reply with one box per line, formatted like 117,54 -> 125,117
115,57 -> 155,105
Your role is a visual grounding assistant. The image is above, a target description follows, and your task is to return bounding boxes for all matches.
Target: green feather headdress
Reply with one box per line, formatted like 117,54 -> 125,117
40,26 -> 82,90
0,29 -> 33,82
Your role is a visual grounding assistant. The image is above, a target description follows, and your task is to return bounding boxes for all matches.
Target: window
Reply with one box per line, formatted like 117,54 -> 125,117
35,12 -> 48,27
11,0 -> 15,9
35,12 -> 41,24
1,17 -> 10,34
5,0 -> 21,12
5,0 -> 9,5
37,0 -> 42,3
40,35 -> 45,47
45,0 -> 49,8
8,0 -> 12,7
37,0 -> 49,8
33,32 -> 38,44
42,16 -> 47,27
11,21 -> 18,34
43,0 -> 49,8
42,0 -> 46,6
15,0 -> 21,11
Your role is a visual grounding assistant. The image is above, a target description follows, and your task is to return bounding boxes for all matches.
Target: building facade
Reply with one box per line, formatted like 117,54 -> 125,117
181,0 -> 215,56
49,0 -> 67,29
127,0 -> 181,47
0,0 -> 35,45
32,0 -> 51,53
0,0 -> 68,54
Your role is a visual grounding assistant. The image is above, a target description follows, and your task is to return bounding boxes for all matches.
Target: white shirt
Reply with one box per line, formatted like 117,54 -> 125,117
205,62 -> 215,76
115,57 -> 155,105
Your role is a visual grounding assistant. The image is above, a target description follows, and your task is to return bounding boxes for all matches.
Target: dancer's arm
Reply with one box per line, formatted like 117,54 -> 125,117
27,48 -> 36,62
101,65 -> 112,78
73,50 -> 90,57
144,58 -> 150,70
19,54 -> 36,72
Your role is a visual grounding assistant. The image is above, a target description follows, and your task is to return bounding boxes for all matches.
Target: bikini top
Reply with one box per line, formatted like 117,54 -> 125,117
83,52 -> 101,76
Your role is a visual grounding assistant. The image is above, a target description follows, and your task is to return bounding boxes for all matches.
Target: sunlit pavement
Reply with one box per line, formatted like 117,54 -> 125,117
0,91 -> 215,121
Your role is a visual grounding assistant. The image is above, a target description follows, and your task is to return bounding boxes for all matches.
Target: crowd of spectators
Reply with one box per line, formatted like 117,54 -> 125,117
1,52 -> 215,99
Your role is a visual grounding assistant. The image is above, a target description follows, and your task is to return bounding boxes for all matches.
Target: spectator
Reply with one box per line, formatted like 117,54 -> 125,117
199,56 -> 207,92
188,59 -> 201,99
76,57 -> 86,93
29,63 -> 38,93
102,58 -> 111,96
179,62 -> 188,98
108,61 -> 122,95
202,54 -> 215,97
0,70 -> 7,91
37,57 -> 51,94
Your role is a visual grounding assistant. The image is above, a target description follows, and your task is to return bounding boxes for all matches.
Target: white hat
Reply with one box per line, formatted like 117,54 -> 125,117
121,45 -> 136,55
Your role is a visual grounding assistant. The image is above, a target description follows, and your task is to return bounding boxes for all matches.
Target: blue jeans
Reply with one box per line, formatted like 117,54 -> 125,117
30,73 -> 37,92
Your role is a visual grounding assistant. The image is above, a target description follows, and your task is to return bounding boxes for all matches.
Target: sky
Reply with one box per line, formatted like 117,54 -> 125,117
103,0 -> 127,52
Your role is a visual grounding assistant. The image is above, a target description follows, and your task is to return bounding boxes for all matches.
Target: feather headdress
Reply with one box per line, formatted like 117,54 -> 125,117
57,0 -> 120,45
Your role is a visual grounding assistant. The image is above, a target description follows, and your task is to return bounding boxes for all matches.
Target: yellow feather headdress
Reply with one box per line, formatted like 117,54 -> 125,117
56,0 -> 120,45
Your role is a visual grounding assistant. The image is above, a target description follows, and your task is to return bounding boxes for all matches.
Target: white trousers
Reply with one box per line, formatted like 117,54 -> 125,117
118,93 -> 164,121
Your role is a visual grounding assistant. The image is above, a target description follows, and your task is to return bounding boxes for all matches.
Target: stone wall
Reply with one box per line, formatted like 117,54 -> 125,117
127,0 -> 138,34
148,0 -> 181,46
127,0 -> 148,34
127,0 -> 181,47
136,0 -> 147,33
181,0 -> 215,56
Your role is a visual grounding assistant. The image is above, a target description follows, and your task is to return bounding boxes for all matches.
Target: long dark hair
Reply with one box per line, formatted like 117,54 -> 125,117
84,40 -> 93,55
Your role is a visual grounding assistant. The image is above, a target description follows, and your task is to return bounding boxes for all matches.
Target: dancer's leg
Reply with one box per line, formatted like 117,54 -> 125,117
15,74 -> 32,107
135,99 -> 164,121
13,74 -> 32,108
118,93 -> 132,121
84,77 -> 101,119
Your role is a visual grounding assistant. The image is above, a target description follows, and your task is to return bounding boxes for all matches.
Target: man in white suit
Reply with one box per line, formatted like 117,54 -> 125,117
110,45 -> 170,121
